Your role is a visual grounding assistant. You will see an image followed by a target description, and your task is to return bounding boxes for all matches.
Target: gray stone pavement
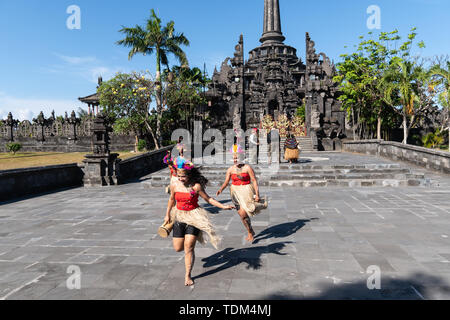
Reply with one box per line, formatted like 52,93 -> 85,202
1,152 -> 450,300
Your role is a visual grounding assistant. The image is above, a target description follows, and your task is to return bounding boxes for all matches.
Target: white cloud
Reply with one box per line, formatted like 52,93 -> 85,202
46,52 -> 129,84
53,53 -> 97,65
0,92 -> 83,121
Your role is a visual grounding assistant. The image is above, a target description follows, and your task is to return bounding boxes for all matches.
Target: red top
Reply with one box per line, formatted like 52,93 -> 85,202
175,192 -> 200,211
231,173 -> 251,186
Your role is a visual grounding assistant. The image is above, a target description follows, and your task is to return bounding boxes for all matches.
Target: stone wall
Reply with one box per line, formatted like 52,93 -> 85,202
0,146 -> 176,202
0,135 -> 135,153
120,145 -> 175,182
343,140 -> 450,174
0,112 -> 135,153
0,164 -> 84,202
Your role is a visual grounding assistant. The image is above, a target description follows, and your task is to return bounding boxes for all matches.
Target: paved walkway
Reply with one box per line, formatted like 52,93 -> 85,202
1,152 -> 450,300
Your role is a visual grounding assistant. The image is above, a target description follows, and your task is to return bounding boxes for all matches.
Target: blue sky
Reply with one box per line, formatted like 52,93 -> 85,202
0,0 -> 449,121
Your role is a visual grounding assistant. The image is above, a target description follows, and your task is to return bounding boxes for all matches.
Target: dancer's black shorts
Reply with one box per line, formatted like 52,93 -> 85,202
173,221 -> 200,238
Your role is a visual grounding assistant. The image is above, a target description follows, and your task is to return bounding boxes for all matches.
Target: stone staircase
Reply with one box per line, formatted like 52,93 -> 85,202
297,136 -> 315,152
142,162 -> 435,189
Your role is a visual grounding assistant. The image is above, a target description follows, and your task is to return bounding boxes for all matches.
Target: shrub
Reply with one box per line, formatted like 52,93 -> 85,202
6,142 -> 22,155
421,129 -> 444,149
296,104 -> 306,122
137,139 -> 147,152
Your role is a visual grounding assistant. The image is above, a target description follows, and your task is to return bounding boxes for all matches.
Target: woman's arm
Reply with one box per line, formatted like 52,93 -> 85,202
164,185 -> 176,224
196,184 -> 234,210
216,168 -> 232,196
247,166 -> 260,202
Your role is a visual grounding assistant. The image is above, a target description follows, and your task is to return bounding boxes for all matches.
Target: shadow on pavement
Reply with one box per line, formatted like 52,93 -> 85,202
193,242 -> 293,281
202,199 -> 234,214
263,272 -> 450,300
253,219 -> 318,244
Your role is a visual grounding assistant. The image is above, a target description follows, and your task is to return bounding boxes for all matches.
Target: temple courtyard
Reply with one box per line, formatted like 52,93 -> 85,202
1,152 -> 450,300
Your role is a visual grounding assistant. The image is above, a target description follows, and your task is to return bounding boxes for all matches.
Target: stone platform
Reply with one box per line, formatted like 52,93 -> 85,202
143,152 -> 437,188
1,152 -> 450,300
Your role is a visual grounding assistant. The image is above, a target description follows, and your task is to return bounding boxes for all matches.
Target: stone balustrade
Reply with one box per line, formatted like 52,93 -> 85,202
343,140 -> 450,174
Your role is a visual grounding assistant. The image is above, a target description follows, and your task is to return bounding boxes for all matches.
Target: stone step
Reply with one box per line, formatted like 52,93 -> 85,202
147,169 -> 416,182
297,137 -> 314,152
148,169 -> 420,179
172,167 -> 411,174
194,164 -> 403,171
141,158 -> 432,189
144,172 -> 427,185
267,179 -> 434,188
145,173 -> 424,184
143,178 -> 433,188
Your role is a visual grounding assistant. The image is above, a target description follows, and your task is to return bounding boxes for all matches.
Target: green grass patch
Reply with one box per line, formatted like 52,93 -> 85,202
0,151 -> 144,171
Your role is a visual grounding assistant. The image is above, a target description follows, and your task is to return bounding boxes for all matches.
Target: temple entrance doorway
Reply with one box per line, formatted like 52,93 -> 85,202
268,100 -> 279,119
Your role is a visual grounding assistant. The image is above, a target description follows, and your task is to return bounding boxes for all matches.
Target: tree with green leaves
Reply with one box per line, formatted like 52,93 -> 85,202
117,9 -> 190,147
335,28 -> 427,143
335,30 -> 404,140
6,142 -> 22,155
382,59 -> 433,144
164,65 -> 209,135
430,61 -> 450,150
98,71 -> 157,151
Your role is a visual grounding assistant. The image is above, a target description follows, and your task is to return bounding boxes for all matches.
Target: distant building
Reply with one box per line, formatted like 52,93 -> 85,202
78,77 -> 103,116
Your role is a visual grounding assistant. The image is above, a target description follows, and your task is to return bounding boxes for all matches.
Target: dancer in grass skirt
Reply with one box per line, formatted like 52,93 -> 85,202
164,157 -> 234,286
216,144 -> 268,242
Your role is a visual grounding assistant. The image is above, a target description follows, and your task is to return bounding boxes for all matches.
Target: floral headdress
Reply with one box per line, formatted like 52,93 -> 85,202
163,152 -> 173,165
230,144 -> 243,154
173,156 -> 194,171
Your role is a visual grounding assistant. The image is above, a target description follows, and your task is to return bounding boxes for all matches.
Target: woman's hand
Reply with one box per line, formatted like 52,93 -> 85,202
223,205 -> 235,210
255,195 -> 260,203
164,214 -> 171,225
216,189 -> 222,197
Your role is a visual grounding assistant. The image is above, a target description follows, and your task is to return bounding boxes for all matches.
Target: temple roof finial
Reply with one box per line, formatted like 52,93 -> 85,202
260,0 -> 285,44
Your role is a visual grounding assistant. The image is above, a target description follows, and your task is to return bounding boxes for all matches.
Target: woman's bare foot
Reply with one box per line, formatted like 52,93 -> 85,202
246,231 -> 255,242
185,276 -> 194,286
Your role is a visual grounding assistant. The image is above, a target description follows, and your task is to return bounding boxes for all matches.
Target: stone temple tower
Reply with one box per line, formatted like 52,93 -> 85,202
206,0 -> 346,151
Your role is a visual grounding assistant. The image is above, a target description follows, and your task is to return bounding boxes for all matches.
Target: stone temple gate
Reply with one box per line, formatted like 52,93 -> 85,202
205,0 -> 347,151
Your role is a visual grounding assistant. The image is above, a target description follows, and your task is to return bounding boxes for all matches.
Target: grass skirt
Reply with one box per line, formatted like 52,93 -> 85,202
170,207 -> 221,250
230,184 -> 268,217
284,148 -> 299,161
166,176 -> 180,194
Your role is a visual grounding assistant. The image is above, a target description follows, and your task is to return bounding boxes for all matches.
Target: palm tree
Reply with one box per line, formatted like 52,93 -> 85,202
382,59 -> 423,144
430,61 -> 450,151
117,9 -> 190,148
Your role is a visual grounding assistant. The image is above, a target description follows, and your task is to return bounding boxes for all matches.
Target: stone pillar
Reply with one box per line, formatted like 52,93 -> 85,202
5,112 -> 18,142
259,130 -> 269,164
269,129 -> 280,164
67,111 -> 80,141
35,111 -> 46,142
280,135 -> 287,163
82,112 -> 121,187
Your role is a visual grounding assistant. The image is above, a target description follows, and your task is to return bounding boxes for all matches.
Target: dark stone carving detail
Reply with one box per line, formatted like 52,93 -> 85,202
0,111 -> 135,152
205,0 -> 346,150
